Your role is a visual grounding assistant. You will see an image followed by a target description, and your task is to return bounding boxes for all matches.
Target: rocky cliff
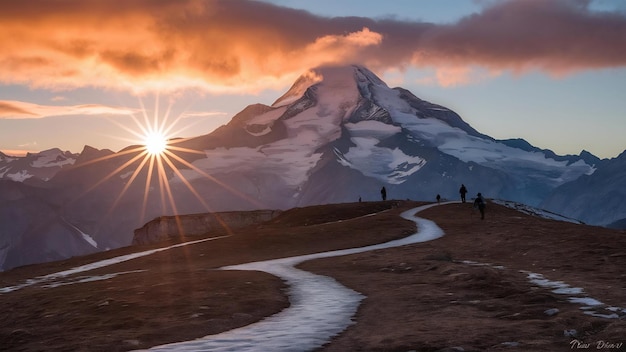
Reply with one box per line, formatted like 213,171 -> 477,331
132,209 -> 281,245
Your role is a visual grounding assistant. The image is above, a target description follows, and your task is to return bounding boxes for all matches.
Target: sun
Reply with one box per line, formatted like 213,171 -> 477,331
144,131 -> 168,155
79,92 -> 264,230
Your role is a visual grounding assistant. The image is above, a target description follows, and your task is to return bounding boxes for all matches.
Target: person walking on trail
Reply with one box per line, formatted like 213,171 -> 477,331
380,186 -> 387,201
436,194 -> 441,204
459,184 -> 468,203
474,192 -> 486,220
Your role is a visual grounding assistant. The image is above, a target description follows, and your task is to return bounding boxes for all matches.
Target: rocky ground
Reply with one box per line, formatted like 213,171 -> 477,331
1,200 -> 625,351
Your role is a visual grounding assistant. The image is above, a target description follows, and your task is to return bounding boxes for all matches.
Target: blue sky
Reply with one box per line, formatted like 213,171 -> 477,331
0,0 -> 625,158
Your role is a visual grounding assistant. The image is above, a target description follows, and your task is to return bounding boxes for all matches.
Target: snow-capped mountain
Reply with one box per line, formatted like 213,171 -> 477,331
0,148 -> 79,184
174,65 -> 595,206
0,65 -> 609,271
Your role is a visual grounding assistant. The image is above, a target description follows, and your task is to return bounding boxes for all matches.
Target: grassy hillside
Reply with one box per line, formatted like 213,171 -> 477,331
1,200 -> 624,351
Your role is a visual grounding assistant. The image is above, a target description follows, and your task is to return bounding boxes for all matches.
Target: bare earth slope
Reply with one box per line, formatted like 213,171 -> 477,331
0,201 -> 415,351
302,202 -> 626,351
1,201 -> 625,351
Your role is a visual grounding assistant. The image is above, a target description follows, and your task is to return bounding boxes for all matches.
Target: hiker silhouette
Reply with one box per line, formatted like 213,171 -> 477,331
459,184 -> 468,203
474,192 -> 486,220
380,187 -> 387,201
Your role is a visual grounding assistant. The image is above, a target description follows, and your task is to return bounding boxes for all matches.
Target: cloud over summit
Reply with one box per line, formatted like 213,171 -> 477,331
1,0 -> 625,91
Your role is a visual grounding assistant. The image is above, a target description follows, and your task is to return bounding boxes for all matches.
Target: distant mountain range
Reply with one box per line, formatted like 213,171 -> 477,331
540,150 -> 626,228
0,148 -> 79,184
0,65 -> 623,271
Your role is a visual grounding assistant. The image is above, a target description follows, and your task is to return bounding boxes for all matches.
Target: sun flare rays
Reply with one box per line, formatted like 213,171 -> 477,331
67,93 -> 266,244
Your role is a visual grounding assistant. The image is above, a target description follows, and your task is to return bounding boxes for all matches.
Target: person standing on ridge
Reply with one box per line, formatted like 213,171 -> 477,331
474,192 -> 486,220
381,186 -> 387,201
459,184 -> 468,203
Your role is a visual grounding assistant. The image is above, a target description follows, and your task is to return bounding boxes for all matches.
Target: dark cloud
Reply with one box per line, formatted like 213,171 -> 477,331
416,0 -> 626,73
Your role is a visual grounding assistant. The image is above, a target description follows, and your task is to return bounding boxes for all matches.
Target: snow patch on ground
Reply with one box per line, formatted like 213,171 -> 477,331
491,199 -> 583,224
461,260 -> 626,320
525,271 -> 626,319
42,270 -> 146,289
0,236 -> 229,294
65,219 -> 98,248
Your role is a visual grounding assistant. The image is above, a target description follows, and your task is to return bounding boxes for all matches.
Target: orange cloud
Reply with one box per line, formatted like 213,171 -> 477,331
0,100 -> 136,119
0,101 -> 39,117
300,28 -> 383,68
0,0 -> 624,92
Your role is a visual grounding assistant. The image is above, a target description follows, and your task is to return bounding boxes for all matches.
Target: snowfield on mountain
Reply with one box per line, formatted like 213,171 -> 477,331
0,64 -> 622,272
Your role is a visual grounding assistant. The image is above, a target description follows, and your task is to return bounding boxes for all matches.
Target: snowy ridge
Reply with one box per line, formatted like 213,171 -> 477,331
491,199 -> 583,224
30,148 -> 76,168
0,148 -> 77,182
64,219 -> 98,248
272,70 -> 323,108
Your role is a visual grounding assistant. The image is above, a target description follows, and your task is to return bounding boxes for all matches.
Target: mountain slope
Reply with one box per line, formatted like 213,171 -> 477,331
541,150 -> 626,226
0,64 -> 604,270
175,65 -> 595,205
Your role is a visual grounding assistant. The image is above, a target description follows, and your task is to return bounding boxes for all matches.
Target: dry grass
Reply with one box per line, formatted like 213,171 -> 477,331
1,200 -> 625,351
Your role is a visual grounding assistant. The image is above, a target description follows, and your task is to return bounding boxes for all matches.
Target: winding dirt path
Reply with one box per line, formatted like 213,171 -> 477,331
139,202 -> 450,351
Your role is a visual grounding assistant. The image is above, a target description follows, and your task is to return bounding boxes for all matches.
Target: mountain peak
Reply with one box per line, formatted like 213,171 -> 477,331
272,69 -> 323,107
272,65 -> 387,108
74,145 -> 114,165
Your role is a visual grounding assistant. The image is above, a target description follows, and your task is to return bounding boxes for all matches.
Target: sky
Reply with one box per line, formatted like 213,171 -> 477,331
0,0 -> 625,159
